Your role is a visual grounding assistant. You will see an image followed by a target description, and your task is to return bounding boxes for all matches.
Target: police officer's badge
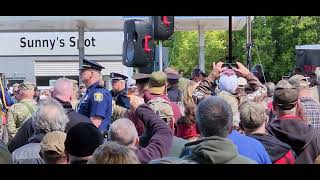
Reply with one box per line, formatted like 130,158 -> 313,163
94,93 -> 103,102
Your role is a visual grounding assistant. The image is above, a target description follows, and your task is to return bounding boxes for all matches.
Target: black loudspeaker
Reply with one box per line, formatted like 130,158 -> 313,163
153,16 -> 174,41
122,19 -> 154,67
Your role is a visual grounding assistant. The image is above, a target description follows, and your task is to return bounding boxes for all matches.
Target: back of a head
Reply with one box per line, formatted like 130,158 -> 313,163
33,98 -> 69,133
273,80 -> 299,111
65,122 -> 103,157
87,141 -> 140,164
265,82 -> 276,97
239,101 -> 267,130
40,131 -> 67,164
108,118 -> 138,147
53,78 -> 73,102
196,96 -> 233,138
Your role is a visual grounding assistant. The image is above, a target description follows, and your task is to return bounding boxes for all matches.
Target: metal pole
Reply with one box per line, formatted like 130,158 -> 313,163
246,16 -> 253,70
77,25 -> 85,84
198,24 -> 205,73
159,40 -> 163,71
228,16 -> 232,63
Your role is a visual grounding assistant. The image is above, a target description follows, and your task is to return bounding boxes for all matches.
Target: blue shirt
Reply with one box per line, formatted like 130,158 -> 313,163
76,81 -> 112,132
228,130 -> 272,164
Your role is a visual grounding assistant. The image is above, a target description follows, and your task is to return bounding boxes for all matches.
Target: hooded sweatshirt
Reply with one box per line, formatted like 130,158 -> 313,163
247,133 -> 295,164
182,136 -> 256,164
266,116 -> 320,164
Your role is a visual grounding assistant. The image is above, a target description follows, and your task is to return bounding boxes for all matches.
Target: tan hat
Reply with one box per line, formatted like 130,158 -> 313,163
40,131 -> 67,156
239,101 -> 267,129
217,91 -> 240,126
288,75 -> 310,88
18,82 -> 35,91
237,77 -> 247,87
274,80 -> 299,110
148,71 -> 167,95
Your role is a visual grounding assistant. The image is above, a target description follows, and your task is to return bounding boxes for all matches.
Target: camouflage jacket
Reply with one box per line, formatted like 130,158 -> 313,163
192,73 -> 267,105
6,99 -> 37,137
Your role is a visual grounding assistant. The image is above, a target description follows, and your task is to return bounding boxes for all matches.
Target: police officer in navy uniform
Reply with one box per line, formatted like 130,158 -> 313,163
76,58 -> 112,133
110,72 -> 130,109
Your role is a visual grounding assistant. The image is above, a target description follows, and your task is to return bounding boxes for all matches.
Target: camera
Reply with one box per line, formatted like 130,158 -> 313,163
222,63 -> 238,69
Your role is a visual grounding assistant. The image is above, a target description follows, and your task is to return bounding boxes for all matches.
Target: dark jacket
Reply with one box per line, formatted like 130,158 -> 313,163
182,136 -> 256,164
167,86 -> 181,103
247,133 -> 295,164
111,89 -> 130,109
12,132 -> 45,164
135,104 -> 173,164
8,98 -> 92,153
266,116 -> 320,164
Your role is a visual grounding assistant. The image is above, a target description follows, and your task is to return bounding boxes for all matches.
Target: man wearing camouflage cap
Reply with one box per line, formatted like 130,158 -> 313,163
7,82 -> 37,137
266,80 -> 320,164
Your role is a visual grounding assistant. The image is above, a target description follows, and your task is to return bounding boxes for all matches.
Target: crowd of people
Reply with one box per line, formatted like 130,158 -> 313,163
0,58 -> 319,164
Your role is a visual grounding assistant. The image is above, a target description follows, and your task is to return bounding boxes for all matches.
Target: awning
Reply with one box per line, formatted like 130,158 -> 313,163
0,16 -> 251,32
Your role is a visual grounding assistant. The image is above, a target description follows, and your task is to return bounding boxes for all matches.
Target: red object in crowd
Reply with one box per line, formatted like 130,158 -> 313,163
273,150 -> 296,164
176,122 -> 199,140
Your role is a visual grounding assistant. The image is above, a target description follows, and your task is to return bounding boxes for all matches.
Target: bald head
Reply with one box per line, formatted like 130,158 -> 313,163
53,78 -> 73,102
108,118 -> 139,149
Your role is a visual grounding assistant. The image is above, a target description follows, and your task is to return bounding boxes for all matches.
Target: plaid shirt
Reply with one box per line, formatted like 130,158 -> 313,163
299,96 -> 320,130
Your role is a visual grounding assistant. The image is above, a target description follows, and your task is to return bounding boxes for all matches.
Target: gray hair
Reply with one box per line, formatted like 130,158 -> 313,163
196,96 -> 233,138
87,141 -> 140,164
108,118 -> 138,147
32,98 -> 69,133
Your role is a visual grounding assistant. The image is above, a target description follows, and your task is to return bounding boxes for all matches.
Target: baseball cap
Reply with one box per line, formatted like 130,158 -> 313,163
19,82 -> 35,91
239,101 -> 267,129
288,75 -> 310,89
40,131 -> 67,156
79,58 -> 105,72
237,77 -> 247,87
65,122 -> 104,157
273,80 -> 299,110
148,71 -> 167,95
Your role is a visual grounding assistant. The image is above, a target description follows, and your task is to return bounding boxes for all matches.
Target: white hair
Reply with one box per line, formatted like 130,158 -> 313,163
108,118 -> 138,147
32,98 -> 69,133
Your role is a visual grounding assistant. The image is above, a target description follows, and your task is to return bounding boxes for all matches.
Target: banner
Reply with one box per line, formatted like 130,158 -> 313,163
296,45 -> 320,74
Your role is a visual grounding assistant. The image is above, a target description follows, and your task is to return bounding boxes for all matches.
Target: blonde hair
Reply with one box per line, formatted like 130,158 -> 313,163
180,81 -> 198,125
182,81 -> 198,109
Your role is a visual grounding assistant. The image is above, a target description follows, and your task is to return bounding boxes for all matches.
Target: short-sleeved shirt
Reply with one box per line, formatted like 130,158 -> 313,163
76,81 -> 112,132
